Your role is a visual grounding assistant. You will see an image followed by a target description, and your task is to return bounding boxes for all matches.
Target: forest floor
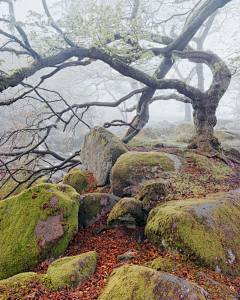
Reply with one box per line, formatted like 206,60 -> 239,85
4,146 -> 240,299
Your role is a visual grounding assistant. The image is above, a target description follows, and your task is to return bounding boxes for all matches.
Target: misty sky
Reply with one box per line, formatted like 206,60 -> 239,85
2,0 -> 57,20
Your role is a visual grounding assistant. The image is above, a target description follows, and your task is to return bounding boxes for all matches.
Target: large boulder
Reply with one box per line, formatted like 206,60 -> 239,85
81,126 -> 128,186
145,189 -> 240,276
47,251 -> 98,289
110,151 -> 174,197
99,264 -> 208,300
62,168 -> 87,194
0,183 -> 79,280
107,198 -> 149,228
78,193 -> 120,229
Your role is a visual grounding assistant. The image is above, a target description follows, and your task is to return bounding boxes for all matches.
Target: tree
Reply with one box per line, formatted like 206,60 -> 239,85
0,0 -> 236,197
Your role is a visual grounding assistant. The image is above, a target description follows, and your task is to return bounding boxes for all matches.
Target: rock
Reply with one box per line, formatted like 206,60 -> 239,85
117,249 -> 138,263
147,258 -> 238,300
110,151 -> 174,197
215,130 -> 240,141
224,146 -> 240,160
176,132 -> 192,143
0,183 -> 79,280
47,251 -> 98,289
145,189 -> 240,276
78,193 -> 120,229
99,264 -> 208,300
62,168 -> 87,194
81,126 -> 128,186
0,272 -> 50,296
136,127 -> 158,140
137,178 -> 170,201
107,198 -> 148,228
151,141 -> 165,148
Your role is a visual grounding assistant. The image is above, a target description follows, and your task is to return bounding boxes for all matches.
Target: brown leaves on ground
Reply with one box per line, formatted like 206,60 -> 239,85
2,146 -> 240,299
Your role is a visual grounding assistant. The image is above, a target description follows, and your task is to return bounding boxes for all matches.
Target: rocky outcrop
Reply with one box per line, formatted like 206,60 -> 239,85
107,198 -> 149,228
145,189 -> 240,276
99,264 -> 208,300
62,168 -> 87,194
78,193 -> 120,229
81,126 -> 127,186
0,183 -> 79,280
110,151 -> 174,197
47,251 -> 98,289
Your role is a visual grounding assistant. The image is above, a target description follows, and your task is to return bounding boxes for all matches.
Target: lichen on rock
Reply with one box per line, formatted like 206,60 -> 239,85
110,151 -> 174,197
62,168 -> 87,194
145,189 -> 240,276
81,126 -> 128,186
78,193 -> 120,229
47,251 -> 98,289
99,264 -> 208,300
0,183 -> 79,280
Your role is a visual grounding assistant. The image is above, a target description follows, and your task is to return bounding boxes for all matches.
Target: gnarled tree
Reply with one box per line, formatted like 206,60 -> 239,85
0,0 -> 236,197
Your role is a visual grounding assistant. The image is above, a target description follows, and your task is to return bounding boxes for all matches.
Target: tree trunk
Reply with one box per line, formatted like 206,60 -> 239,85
188,95 -> 221,151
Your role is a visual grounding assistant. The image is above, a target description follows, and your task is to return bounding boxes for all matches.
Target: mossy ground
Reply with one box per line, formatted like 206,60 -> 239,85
0,183 -> 79,280
48,251 -> 98,289
145,191 -> 240,276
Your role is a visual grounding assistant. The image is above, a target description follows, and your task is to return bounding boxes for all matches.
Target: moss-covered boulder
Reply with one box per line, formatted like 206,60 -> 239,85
0,272 -> 51,298
137,178 -> 170,201
0,183 -> 79,280
62,168 -> 87,194
107,198 -> 148,228
48,251 -> 98,289
147,258 -> 238,300
215,130 -> 240,141
145,189 -> 240,276
110,151 -> 174,197
136,127 -> 158,140
81,126 -> 128,186
78,193 -> 120,229
99,264 -> 208,300
176,132 -> 192,143
224,146 -> 240,160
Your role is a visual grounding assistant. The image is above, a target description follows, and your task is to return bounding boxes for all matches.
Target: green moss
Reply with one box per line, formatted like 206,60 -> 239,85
99,264 -> 206,300
62,168 -> 87,194
215,130 -> 237,141
48,251 -> 98,289
110,151 -> 174,197
107,198 -> 147,227
0,183 -> 79,280
137,179 -> 170,201
0,272 -> 52,299
185,153 -> 233,175
145,191 -> 240,276
176,133 -> 192,143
